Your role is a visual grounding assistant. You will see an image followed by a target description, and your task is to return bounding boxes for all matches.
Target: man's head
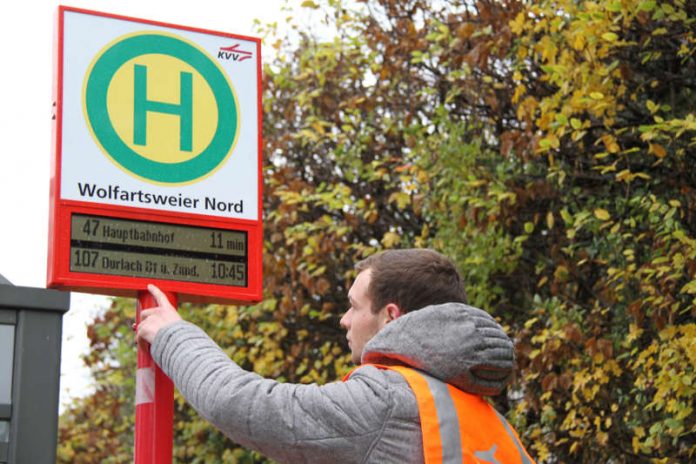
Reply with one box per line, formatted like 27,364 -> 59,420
340,249 -> 467,364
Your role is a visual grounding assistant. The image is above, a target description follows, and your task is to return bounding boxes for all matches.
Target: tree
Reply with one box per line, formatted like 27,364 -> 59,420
506,0 -> 696,461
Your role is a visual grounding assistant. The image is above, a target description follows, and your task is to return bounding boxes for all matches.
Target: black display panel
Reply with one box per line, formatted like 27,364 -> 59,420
70,214 -> 247,286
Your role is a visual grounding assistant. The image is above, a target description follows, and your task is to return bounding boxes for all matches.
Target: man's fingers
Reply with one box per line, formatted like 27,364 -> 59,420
140,308 -> 156,320
147,284 -> 170,308
136,334 -> 149,350
135,319 -> 153,345
135,324 -> 145,344
137,284 -> 181,346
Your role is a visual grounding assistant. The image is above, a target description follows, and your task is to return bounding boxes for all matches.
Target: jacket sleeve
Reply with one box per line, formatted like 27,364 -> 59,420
151,320 -> 396,464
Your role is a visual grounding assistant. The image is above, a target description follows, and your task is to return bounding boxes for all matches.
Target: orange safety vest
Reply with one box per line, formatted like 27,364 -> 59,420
345,364 -> 536,464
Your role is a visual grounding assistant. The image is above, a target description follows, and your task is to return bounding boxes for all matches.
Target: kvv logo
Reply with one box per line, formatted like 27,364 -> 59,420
83,32 -> 239,184
218,43 -> 253,62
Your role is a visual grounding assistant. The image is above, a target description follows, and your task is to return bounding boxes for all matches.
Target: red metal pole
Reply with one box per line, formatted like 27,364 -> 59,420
135,290 -> 177,463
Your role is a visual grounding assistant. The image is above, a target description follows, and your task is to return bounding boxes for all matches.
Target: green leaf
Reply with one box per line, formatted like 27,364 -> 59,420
560,209 -> 573,224
638,0 -> 657,11
606,2 -> 623,12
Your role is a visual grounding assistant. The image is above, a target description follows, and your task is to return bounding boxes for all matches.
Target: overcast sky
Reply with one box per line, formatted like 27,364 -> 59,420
0,0 -> 298,410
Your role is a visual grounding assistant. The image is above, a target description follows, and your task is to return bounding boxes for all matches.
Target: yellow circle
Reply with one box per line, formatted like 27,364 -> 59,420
106,53 -> 218,164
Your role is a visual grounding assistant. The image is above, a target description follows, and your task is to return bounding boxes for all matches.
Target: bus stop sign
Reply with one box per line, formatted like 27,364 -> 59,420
48,7 -> 263,304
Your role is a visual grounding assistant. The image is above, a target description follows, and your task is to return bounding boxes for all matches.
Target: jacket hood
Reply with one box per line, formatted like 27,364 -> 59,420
361,302 -> 515,396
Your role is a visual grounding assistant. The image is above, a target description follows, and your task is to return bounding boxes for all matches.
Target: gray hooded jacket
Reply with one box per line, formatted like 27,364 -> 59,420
151,302 -> 515,463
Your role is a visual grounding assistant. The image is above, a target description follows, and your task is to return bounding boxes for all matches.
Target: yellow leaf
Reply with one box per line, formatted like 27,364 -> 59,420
388,191 -> 411,209
590,92 -> 605,100
602,134 -> 620,153
510,12 -> 526,34
554,265 -> 569,280
512,84 -> 526,104
616,169 -> 633,182
650,143 -> 667,158
597,431 -> 609,445
572,33 -> 586,50
594,208 -> 611,220
381,231 -> 401,248
681,280 -> 696,294
517,45 -> 529,60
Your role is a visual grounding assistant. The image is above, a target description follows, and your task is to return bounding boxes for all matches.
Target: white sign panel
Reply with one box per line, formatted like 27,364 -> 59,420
60,10 -> 260,220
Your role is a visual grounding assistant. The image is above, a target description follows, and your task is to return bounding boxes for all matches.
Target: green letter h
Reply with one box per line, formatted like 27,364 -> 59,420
133,64 -> 193,151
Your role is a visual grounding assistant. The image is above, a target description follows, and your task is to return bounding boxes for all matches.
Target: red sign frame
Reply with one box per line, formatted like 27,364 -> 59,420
47,6 -> 263,304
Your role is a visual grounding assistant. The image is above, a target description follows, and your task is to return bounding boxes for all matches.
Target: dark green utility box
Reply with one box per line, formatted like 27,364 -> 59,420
0,275 -> 70,463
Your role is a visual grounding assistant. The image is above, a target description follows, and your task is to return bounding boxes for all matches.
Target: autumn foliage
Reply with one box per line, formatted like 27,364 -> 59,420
58,0 -> 695,462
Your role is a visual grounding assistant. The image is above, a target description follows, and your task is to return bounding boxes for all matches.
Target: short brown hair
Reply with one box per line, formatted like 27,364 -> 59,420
355,249 -> 467,313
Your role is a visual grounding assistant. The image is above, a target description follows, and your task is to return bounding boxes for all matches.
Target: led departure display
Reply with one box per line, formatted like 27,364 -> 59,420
70,214 -> 247,286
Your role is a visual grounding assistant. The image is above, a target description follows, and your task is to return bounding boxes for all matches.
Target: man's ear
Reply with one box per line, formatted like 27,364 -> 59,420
384,303 -> 402,322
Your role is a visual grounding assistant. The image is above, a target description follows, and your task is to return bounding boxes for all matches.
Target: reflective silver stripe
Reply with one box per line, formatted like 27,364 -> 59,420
419,371 -> 463,464
135,367 -> 155,405
495,410 -> 532,464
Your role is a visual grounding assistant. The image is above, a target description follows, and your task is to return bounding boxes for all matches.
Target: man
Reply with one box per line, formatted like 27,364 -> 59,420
138,248 -> 534,463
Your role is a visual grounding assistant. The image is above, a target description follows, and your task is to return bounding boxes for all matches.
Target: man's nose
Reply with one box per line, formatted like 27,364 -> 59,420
340,309 -> 351,329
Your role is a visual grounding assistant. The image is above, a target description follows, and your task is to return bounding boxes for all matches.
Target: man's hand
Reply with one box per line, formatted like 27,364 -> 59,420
136,284 -> 182,345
